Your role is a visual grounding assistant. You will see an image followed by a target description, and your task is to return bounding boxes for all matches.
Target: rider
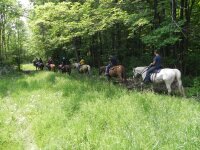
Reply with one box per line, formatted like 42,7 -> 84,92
33,57 -> 38,63
38,58 -> 43,66
46,57 -> 54,69
105,55 -> 117,76
78,57 -> 85,71
33,57 -> 39,66
144,50 -> 162,83
60,57 -> 70,69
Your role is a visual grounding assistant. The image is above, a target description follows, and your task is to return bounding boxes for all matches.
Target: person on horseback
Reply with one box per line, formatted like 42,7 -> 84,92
105,55 -> 117,76
33,57 -> 39,66
33,57 -> 38,63
38,58 -> 43,66
144,50 -> 162,83
78,57 -> 85,71
60,57 -> 70,69
46,57 -> 54,69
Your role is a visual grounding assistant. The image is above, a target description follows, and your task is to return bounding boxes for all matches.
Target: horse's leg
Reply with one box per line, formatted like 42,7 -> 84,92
118,73 -> 123,83
86,68 -> 89,75
106,75 -> 111,81
140,82 -> 144,91
122,70 -> 127,84
165,81 -> 172,95
177,80 -> 186,97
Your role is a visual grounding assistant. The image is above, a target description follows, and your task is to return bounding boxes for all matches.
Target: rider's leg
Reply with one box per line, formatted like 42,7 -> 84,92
144,66 -> 156,83
78,64 -> 82,72
105,64 -> 112,75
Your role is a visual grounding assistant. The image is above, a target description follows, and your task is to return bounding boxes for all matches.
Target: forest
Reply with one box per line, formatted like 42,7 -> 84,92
0,0 -> 200,85
1,0 -> 200,149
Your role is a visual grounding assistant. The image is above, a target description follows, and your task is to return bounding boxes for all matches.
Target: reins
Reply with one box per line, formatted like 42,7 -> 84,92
139,66 -> 150,75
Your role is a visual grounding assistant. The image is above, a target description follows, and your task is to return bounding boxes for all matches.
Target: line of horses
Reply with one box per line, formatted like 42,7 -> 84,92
33,61 -> 91,75
33,61 -> 185,96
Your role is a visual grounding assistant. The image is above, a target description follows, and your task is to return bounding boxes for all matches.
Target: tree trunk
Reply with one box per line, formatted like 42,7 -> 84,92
153,0 -> 159,28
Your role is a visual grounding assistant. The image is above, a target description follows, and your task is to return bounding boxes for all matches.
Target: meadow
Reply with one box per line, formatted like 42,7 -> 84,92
0,64 -> 199,149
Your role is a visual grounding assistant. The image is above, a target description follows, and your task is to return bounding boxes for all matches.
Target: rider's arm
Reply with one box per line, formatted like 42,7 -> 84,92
150,60 -> 156,66
150,57 -> 157,66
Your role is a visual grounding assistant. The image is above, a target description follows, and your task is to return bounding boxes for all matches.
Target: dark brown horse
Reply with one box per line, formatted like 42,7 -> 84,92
99,65 -> 126,82
58,64 -> 71,75
33,60 -> 44,70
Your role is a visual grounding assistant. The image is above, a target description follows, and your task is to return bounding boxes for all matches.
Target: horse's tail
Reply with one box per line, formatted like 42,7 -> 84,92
121,66 -> 127,83
174,69 -> 185,97
87,65 -> 91,75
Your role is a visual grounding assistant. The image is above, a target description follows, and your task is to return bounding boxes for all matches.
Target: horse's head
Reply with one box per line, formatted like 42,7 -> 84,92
133,67 -> 142,78
99,66 -> 106,75
133,66 -> 148,79
72,63 -> 78,69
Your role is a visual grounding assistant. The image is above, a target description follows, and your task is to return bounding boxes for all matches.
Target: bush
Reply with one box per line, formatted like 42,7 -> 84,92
187,77 -> 200,99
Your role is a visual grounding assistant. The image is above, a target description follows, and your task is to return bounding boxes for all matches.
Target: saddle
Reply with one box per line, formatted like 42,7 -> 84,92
150,69 -> 162,82
152,68 -> 162,73
110,65 -> 118,70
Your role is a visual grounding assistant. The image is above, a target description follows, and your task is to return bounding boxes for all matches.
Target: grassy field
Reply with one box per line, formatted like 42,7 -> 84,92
0,64 -> 199,149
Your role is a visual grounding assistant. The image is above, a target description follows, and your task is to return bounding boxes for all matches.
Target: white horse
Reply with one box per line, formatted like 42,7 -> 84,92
72,63 -> 91,75
133,67 -> 185,96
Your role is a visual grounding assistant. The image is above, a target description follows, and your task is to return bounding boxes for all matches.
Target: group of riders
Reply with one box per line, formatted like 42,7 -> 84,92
33,50 -> 162,83
104,50 -> 162,83
33,56 -> 86,72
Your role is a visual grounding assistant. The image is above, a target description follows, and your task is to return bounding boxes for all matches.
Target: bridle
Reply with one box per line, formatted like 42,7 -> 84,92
133,66 -> 149,77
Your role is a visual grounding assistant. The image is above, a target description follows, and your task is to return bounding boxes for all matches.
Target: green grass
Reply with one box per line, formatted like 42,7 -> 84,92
0,64 -> 199,149
21,63 -> 36,71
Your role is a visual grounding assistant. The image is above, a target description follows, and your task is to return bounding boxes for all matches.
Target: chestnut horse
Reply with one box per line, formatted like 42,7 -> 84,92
46,63 -> 56,72
99,65 -> 126,82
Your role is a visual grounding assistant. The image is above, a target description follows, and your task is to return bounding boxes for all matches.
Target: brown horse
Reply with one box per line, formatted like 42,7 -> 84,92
58,64 -> 71,75
46,63 -> 56,72
99,65 -> 126,82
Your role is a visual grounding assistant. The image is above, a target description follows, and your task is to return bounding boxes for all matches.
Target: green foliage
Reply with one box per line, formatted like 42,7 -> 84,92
187,77 -> 200,99
28,1 -> 131,59
142,22 -> 181,48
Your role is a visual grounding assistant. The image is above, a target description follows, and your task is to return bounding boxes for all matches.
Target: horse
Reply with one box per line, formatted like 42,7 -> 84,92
133,66 -> 185,96
33,60 -> 44,70
58,64 -> 71,75
99,65 -> 126,82
72,63 -> 91,75
46,63 -> 56,72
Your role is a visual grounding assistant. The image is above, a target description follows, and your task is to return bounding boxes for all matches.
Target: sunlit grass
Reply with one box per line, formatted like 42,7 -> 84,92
21,63 -> 36,71
0,67 -> 199,149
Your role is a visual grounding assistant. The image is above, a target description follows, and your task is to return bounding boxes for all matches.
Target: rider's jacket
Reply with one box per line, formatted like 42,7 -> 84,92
153,55 -> 162,68
48,59 -> 53,64
79,59 -> 85,65
110,56 -> 117,66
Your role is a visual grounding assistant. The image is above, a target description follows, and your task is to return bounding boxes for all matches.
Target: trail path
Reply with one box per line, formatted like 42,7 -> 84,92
4,95 -> 39,150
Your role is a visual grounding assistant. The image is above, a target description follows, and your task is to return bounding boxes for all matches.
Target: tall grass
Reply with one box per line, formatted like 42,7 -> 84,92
0,66 -> 199,149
